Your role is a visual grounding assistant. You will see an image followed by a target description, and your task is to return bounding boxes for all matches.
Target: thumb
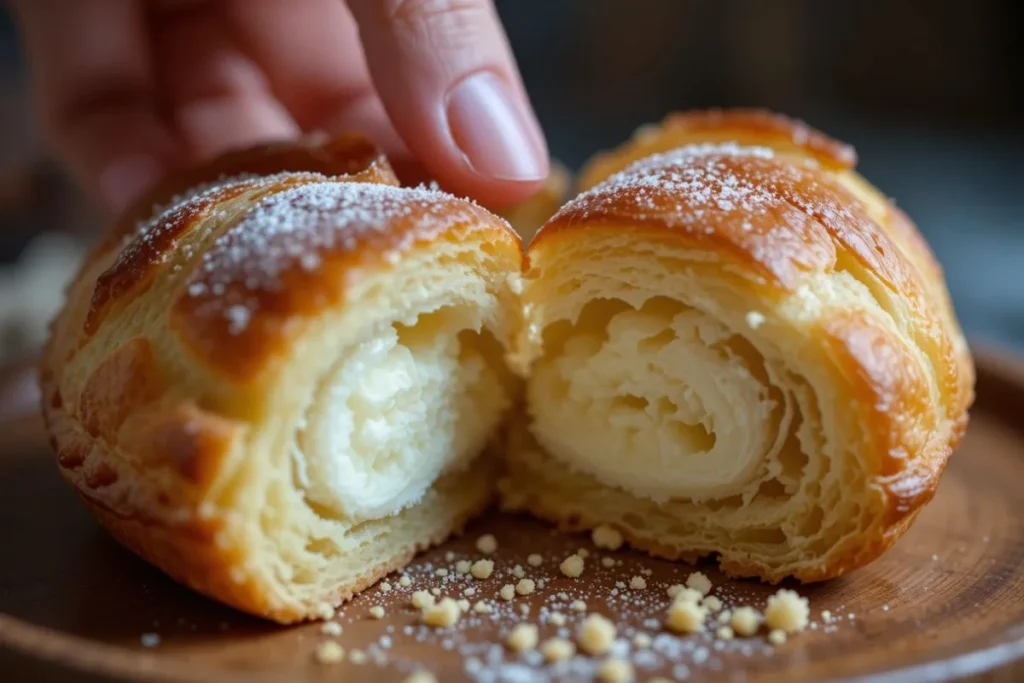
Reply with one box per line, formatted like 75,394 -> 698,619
347,0 -> 548,207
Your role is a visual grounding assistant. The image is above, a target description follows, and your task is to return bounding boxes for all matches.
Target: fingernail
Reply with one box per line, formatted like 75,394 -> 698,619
446,72 -> 548,181
99,155 -> 165,213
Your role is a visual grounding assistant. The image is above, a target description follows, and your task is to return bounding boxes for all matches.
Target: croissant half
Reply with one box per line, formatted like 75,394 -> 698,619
501,110 -> 974,582
41,138 -> 522,622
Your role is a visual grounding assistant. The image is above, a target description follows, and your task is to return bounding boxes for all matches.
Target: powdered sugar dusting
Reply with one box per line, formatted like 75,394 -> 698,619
186,181 -> 486,333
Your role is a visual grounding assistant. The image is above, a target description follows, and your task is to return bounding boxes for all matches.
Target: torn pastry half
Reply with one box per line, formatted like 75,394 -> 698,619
501,110 -> 974,583
40,136 -> 522,623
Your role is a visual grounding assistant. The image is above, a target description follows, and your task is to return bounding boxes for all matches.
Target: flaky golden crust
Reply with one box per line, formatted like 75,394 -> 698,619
509,110 -> 973,582
42,135 -> 523,622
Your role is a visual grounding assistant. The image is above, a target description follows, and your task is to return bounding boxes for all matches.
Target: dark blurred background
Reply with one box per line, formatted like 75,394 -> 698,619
0,0 -> 1022,362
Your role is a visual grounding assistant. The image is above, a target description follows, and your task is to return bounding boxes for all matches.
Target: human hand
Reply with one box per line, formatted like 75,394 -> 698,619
12,0 -> 549,213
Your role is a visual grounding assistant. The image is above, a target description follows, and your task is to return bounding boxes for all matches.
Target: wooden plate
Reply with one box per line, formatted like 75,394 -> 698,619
1,351 -> 1023,683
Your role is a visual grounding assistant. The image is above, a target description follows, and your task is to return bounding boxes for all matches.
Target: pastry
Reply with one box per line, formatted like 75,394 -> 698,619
40,136 -> 522,622
501,110 -> 974,582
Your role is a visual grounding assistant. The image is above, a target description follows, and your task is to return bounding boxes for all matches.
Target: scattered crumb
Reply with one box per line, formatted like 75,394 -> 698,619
320,622 -> 342,636
445,551 -> 455,562
379,582 -> 392,594
549,612 -> 567,627
455,560 -> 472,574
471,559 -> 494,580
435,568 -> 449,577
403,672 -> 437,683
140,633 -> 160,648
422,598 -> 461,627
473,601 -> 493,614
512,565 -> 526,579
632,633 -> 652,649
541,637 -> 575,662
731,606 -> 761,637
629,576 -> 647,590
457,599 -> 471,612
519,604 -> 531,617
592,526 -> 623,550
702,595 -> 723,612
476,534 -> 498,554
671,587 -> 703,604
430,587 -> 441,596
746,310 -> 766,329
601,557 -> 616,568
560,554 -> 585,578
315,604 -> 336,620
666,600 -> 705,633
597,658 -> 634,683
527,554 -> 543,567
464,587 -> 477,597
768,629 -> 788,646
369,606 -> 385,620
500,584 -> 516,601
314,641 -> 344,664
821,609 -> 832,622
765,589 -> 810,633
715,625 -> 734,641
570,600 -> 587,612
717,609 -> 732,625
411,590 -> 435,610
516,579 -> 536,595
398,575 -> 411,587
685,572 -> 712,596
506,624 -> 539,652
577,548 -> 591,559
578,614 -> 616,656
349,649 -> 367,665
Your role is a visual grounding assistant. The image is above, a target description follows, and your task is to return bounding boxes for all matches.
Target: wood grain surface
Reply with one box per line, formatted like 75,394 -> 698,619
1,351 -> 1023,682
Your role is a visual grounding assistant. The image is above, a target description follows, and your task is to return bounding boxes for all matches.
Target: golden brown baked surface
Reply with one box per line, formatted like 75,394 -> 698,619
41,136 -> 522,622
503,110 -> 974,583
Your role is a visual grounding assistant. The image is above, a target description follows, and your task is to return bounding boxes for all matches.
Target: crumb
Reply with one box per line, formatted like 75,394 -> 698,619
821,609 -> 832,622
516,579 -> 536,595
601,557 -> 616,568
455,560 -> 472,574
560,554 -> 585,578
671,587 -> 703,604
578,614 -> 616,656
445,551 -> 455,562
592,526 -> 623,550
398,575 -> 411,587
512,565 -> 526,579
422,598 -> 461,627
597,658 -> 634,683
314,641 -> 345,664
315,604 -> 336,620
577,548 -> 591,559
702,596 -> 723,612
519,604 -> 530,617
369,606 -> 385,620
717,609 -> 733,625
629,576 -> 647,590
768,629 -> 787,645
320,622 -> 343,636
549,612 -> 567,626
379,582 -> 392,594
349,649 -> 367,665
476,534 -> 498,554
527,554 -> 543,567
666,600 -> 705,633
411,591 -> 435,610
746,311 -> 766,329
500,584 -> 516,601
435,568 -> 449,577
685,572 -> 712,596
403,672 -> 437,683
471,559 -> 494,580
430,587 -> 441,596
716,625 -> 734,640
731,606 -> 762,637
570,600 -> 587,612
457,599 -> 471,612
541,637 -> 575,662
507,624 -> 539,652
140,633 -> 160,648
464,587 -> 477,597
473,601 -> 493,614
633,633 -> 652,649
764,589 -> 810,633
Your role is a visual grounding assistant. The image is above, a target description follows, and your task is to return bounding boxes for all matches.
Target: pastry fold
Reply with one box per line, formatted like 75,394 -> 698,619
41,136 -> 522,622
501,111 -> 974,582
